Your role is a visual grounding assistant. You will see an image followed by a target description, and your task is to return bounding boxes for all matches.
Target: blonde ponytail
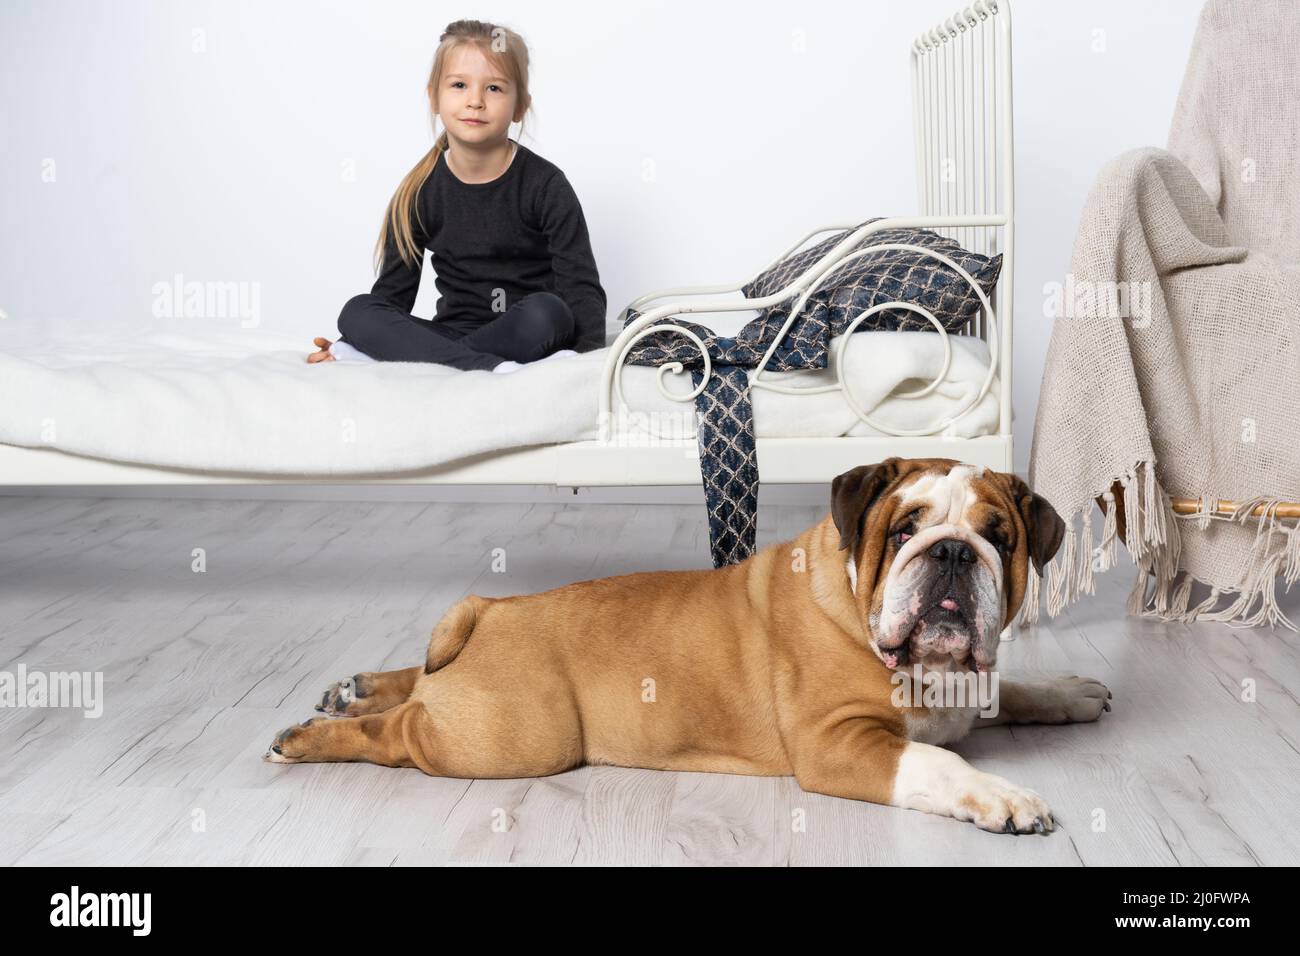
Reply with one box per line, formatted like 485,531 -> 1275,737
374,130 -> 450,272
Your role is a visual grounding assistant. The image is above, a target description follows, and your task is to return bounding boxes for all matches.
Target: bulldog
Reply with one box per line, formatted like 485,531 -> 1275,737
265,457 -> 1111,834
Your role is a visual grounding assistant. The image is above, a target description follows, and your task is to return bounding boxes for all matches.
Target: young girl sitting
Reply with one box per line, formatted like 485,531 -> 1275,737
310,19 -> 607,373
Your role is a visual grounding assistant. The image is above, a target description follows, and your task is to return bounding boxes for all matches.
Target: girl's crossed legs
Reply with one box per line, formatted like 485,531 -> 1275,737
325,291 -> 576,371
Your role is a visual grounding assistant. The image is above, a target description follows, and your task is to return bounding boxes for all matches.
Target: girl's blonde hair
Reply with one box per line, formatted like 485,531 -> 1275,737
375,19 -> 533,272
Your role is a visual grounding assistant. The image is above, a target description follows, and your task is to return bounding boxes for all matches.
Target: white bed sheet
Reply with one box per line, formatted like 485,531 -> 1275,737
0,313 -> 999,475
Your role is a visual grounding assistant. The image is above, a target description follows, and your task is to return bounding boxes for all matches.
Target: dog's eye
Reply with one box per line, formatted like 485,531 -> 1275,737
891,510 -> 920,545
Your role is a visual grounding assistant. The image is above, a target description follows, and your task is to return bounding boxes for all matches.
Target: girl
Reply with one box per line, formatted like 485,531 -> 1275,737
310,19 -> 607,373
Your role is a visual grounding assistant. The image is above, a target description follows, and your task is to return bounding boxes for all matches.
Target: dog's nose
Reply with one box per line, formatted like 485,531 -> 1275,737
929,538 -> 976,570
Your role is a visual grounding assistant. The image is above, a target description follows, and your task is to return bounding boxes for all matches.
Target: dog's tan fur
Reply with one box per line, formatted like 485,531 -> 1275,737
267,458 -> 1110,833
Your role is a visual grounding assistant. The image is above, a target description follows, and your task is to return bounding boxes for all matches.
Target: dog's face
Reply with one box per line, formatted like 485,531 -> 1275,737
831,458 -> 1065,674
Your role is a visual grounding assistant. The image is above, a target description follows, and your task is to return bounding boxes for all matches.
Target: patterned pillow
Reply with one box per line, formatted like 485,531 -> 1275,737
740,219 -> 1002,333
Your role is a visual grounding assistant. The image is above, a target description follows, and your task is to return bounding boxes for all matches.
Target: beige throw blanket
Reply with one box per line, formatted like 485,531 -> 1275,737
1025,0 -> 1300,630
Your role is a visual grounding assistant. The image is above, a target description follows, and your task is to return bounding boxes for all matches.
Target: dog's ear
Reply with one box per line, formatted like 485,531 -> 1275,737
831,460 -> 901,557
1005,474 -> 1066,576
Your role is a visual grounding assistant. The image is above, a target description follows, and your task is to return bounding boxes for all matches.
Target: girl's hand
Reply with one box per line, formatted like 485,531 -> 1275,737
307,336 -> 336,363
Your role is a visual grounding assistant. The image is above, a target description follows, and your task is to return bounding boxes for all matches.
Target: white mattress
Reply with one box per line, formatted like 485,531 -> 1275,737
0,312 -> 1000,475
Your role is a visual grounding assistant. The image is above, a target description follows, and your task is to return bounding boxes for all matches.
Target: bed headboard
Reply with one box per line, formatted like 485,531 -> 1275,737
912,0 -> 1014,426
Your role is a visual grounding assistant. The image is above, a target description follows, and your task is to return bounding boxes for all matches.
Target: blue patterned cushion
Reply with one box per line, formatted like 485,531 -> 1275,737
741,219 -> 1001,333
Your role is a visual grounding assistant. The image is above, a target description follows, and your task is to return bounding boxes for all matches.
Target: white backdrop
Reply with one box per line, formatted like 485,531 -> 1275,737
0,0 -> 1203,476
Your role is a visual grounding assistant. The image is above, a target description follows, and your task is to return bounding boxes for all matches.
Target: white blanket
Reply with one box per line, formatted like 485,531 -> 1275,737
0,315 -> 998,475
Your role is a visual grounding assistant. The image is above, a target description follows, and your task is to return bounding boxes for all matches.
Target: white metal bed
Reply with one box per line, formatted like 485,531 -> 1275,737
0,0 -> 1015,489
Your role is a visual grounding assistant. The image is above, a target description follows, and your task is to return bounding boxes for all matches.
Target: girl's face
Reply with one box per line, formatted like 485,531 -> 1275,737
433,46 -> 521,146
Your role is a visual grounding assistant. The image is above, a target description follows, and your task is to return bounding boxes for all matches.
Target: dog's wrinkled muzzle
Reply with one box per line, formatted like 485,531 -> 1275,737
876,522 -> 1005,672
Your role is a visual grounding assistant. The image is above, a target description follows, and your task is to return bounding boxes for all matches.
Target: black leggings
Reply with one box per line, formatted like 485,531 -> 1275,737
337,291 -> 576,371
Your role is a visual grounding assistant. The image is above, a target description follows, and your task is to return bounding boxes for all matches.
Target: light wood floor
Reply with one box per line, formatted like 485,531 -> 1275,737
1,494 -> 1298,866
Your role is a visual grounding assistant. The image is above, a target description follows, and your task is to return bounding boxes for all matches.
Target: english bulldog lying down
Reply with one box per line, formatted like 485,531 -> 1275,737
266,457 -> 1111,834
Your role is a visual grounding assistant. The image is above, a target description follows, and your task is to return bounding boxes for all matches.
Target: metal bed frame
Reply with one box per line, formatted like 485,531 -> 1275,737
0,0 -> 1016,489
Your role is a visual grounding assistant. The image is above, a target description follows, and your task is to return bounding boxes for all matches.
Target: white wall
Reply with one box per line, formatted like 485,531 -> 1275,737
0,0 -> 1204,476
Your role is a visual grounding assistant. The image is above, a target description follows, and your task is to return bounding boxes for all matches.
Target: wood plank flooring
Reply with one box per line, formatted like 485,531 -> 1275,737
1,495 -> 1297,865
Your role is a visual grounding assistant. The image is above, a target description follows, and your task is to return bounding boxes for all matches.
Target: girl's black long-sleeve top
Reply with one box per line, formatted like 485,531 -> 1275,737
371,139 -> 609,351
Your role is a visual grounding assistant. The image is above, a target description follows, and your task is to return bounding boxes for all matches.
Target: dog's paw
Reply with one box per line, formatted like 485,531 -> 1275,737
1043,675 -> 1112,723
263,717 -> 325,763
955,772 -> 1056,835
316,676 -> 359,717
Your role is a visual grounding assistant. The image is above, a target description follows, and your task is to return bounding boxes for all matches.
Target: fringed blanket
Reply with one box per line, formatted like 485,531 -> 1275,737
1024,2 -> 1300,630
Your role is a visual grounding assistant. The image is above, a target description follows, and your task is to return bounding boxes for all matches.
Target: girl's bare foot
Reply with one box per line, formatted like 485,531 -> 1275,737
308,336 -> 336,363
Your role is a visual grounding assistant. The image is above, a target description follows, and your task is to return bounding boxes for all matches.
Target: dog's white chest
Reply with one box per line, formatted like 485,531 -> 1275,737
904,703 -> 981,745
891,667 -> 984,744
